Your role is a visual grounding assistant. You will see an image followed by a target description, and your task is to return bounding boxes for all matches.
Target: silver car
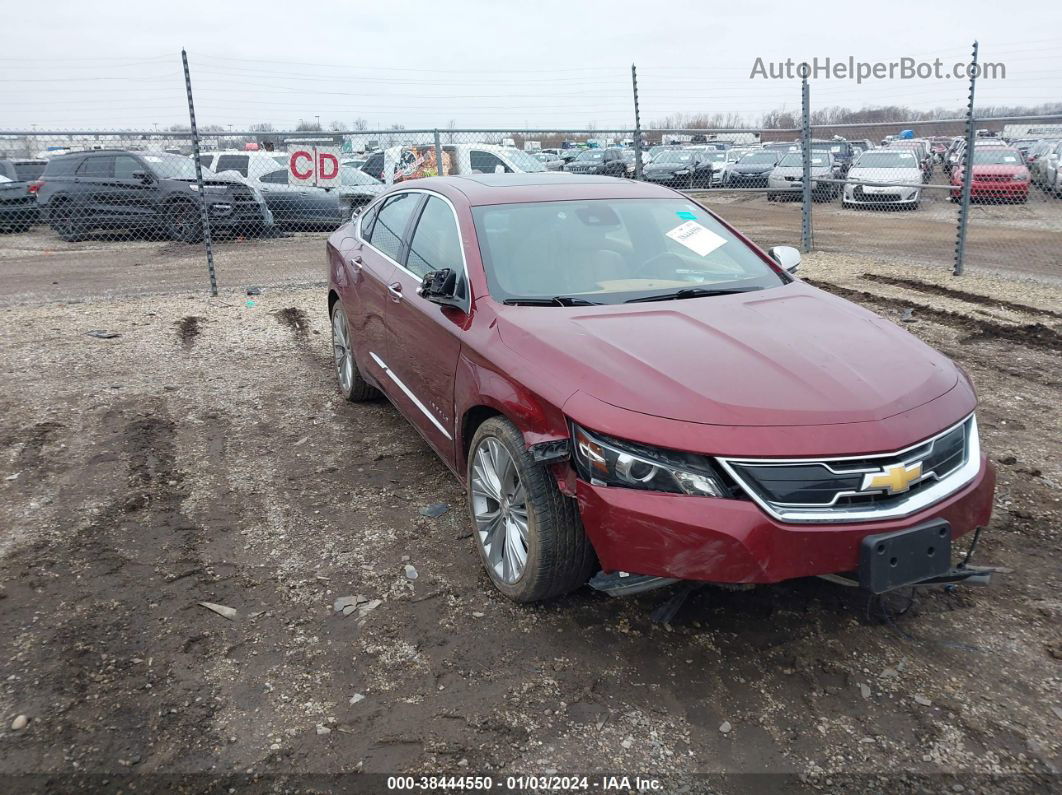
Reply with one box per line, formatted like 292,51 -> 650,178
767,152 -> 837,201
842,149 -> 923,209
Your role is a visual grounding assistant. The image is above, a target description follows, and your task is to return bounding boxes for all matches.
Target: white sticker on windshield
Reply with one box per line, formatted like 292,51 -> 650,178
665,221 -> 726,257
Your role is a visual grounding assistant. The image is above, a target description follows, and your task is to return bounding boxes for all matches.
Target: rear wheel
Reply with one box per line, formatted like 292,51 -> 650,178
48,200 -> 84,242
165,200 -> 203,243
330,300 -> 377,402
467,417 -> 595,602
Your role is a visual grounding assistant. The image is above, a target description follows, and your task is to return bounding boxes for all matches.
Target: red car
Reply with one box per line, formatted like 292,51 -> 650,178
951,148 -> 1029,203
326,175 -> 995,602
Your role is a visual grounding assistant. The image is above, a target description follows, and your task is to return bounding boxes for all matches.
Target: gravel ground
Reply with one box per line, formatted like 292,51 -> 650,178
0,252 -> 1059,793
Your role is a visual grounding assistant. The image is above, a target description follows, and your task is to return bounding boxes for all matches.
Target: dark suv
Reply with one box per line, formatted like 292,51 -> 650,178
563,147 -> 633,177
0,159 -> 45,232
35,150 -> 272,242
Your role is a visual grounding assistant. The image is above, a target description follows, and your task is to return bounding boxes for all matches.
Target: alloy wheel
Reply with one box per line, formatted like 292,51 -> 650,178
331,308 -> 354,394
470,437 -> 529,584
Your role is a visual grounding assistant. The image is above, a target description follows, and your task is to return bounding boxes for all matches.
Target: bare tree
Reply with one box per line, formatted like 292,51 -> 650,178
353,117 -> 368,131
329,120 -> 349,132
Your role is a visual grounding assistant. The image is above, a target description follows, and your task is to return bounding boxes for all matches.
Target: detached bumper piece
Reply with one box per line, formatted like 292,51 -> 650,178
588,570 -> 677,597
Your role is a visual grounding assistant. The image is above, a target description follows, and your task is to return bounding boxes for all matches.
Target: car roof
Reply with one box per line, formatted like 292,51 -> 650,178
404,173 -> 678,206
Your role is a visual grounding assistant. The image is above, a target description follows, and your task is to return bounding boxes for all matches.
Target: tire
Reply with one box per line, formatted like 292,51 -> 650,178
330,300 -> 378,402
467,416 -> 595,602
48,200 -> 85,242
165,200 -> 203,243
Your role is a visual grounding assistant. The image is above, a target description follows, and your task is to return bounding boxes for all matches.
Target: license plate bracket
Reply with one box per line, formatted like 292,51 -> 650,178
859,521 -> 951,594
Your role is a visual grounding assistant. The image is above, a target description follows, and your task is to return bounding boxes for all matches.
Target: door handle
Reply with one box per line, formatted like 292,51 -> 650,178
350,255 -> 363,270
387,282 -> 403,302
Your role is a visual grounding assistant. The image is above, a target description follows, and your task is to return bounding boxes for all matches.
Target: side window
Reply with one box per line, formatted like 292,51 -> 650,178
469,151 -> 509,174
260,169 -> 289,184
358,201 -> 381,239
76,156 -> 115,178
113,155 -> 143,180
362,152 -> 385,181
366,192 -> 420,262
198,155 -> 214,170
406,196 -> 462,280
215,155 -> 249,176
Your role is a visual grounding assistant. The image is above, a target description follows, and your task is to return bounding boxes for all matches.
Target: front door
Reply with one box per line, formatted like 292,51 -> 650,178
383,194 -> 468,464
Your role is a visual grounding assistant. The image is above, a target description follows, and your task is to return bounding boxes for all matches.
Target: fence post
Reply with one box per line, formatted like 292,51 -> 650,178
954,41 -> 979,277
800,63 -> 813,253
180,49 -> 218,297
631,64 -> 643,180
433,128 -> 444,177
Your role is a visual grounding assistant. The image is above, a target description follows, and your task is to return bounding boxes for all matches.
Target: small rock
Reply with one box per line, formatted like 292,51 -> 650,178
4,473 -> 18,481
404,564 -> 418,581
472,611 -> 485,618
420,503 -> 449,518
859,684 -> 871,700
621,735 -> 633,749
246,286 -> 262,296
11,714 -> 28,731
349,693 -> 365,705
86,330 -> 120,339
900,308 -> 915,322
1051,705 -> 1062,721
719,721 -> 732,734
880,667 -> 899,679
316,724 -> 331,735
270,743 -> 281,751
913,694 -> 932,707
458,758 -> 468,767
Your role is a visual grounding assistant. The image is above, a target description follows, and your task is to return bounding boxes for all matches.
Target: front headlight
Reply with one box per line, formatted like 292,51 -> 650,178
675,169 -> 691,176
571,423 -> 728,497
1012,174 -> 1027,182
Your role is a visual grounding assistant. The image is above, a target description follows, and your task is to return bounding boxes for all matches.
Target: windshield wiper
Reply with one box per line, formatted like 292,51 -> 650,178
502,296 -> 602,307
624,286 -> 761,304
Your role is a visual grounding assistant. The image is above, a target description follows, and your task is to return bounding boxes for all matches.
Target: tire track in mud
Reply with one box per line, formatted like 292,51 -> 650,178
0,401 -> 229,773
806,279 -> 1062,353
859,273 -> 1062,321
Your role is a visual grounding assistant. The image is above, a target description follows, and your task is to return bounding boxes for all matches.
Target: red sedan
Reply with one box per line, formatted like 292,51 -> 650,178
327,175 -> 995,602
951,148 -> 1030,203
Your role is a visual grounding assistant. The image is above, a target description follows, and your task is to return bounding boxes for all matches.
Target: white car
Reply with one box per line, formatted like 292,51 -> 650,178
842,149 -> 923,209
198,150 -> 290,181
361,143 -> 558,185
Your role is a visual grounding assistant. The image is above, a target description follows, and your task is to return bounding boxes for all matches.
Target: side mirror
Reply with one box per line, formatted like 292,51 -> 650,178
768,245 -> 801,274
131,170 -> 153,184
351,204 -> 364,220
418,268 -> 461,307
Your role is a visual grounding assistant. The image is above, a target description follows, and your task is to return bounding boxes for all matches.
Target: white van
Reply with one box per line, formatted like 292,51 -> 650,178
360,143 -> 559,185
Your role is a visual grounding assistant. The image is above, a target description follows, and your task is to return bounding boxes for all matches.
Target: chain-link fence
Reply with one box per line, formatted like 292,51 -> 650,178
1,47 -> 1060,299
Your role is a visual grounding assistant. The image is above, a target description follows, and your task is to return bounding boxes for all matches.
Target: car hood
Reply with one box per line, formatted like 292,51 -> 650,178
847,167 -> 922,184
495,282 -> 958,427
731,164 -> 774,173
967,165 -> 1027,177
772,166 -> 830,177
645,162 -> 690,172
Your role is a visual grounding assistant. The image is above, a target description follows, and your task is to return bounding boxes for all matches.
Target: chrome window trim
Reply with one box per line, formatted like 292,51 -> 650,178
356,188 -> 471,312
717,414 -> 980,524
368,351 -> 452,440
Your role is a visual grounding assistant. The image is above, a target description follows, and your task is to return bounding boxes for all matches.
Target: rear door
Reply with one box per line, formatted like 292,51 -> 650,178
110,154 -> 158,232
346,190 -> 423,380
74,155 -> 116,221
383,193 -> 467,462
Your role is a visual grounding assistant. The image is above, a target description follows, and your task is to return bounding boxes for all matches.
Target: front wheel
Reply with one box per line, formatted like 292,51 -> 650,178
467,417 -> 595,602
165,200 -> 203,243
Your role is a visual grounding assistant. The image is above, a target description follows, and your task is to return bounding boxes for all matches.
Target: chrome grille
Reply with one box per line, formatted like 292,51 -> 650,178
718,415 -> 980,524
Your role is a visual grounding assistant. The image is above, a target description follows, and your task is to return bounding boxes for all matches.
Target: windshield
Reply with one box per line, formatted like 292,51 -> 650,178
971,149 -> 1022,165
854,151 -> 919,168
340,166 -> 381,185
575,150 -> 605,162
503,147 -> 547,172
701,152 -> 726,162
778,153 -> 829,167
144,154 -> 202,179
472,199 -> 785,305
656,151 -> 696,164
739,152 -> 778,165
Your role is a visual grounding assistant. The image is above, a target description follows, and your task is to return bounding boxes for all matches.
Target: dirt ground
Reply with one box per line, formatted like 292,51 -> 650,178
0,241 -> 1060,792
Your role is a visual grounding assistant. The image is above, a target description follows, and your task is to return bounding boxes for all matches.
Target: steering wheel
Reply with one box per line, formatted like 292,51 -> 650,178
633,251 -> 686,279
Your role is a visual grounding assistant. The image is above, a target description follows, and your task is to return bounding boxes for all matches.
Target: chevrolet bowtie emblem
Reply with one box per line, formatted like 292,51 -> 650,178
860,462 -> 923,495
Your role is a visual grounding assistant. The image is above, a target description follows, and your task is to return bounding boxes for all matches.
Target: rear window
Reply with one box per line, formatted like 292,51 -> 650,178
42,157 -> 80,177
13,162 -> 45,180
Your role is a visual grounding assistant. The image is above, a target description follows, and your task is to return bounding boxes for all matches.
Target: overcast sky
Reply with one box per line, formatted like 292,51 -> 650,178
3,0 -> 1060,132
